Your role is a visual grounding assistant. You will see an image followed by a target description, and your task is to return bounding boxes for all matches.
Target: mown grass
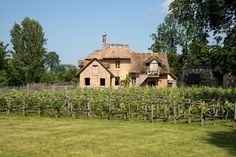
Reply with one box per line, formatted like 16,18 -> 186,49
0,115 -> 235,157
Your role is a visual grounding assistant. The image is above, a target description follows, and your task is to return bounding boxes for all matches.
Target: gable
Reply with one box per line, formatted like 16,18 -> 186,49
145,56 -> 162,65
76,58 -> 114,77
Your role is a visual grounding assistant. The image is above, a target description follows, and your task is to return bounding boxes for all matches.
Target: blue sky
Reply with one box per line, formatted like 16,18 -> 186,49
0,0 -> 172,65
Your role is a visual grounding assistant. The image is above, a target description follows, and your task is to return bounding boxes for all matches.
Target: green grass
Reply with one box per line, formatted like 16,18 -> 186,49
0,115 -> 235,157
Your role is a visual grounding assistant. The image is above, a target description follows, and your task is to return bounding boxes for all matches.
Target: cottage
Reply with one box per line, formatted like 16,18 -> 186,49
77,33 -> 176,88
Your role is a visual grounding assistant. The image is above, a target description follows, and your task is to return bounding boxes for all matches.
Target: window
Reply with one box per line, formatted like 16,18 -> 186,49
115,77 -> 120,86
92,65 -> 98,75
149,60 -> 159,74
100,78 -> 105,86
115,61 -> 120,69
131,77 -> 136,86
85,78 -> 90,86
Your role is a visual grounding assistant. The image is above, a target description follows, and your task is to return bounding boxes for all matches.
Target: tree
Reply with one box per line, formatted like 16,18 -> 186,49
169,0 -> 209,43
187,40 -> 211,65
10,17 -> 47,84
63,65 -> 78,82
40,64 -> 78,83
0,42 -> 10,85
45,51 -> 60,71
150,14 -> 180,53
0,42 -> 9,70
149,14 -> 188,77
151,0 -> 236,85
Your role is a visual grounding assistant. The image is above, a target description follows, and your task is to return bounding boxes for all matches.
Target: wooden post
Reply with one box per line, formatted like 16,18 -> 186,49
22,103 -> 26,116
37,108 -> 42,117
174,101 -> 176,124
177,100 -> 179,120
144,101 -> 147,121
55,109 -> 59,119
201,101 -> 205,126
156,100 -> 159,117
234,100 -> 236,128
108,91 -> 111,112
188,99 -> 191,124
164,100 -> 167,121
27,84 -> 29,92
66,99 -> 70,116
151,103 -> 154,122
214,99 -> 220,125
128,103 -> 131,120
6,108 -> 10,115
87,100 -> 91,118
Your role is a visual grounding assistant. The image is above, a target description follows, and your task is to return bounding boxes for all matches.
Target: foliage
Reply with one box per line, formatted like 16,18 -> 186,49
0,87 -> 235,120
45,51 -> 61,71
0,42 -> 10,85
10,17 -> 47,84
121,75 -> 131,87
54,64 -> 78,83
150,0 -> 236,84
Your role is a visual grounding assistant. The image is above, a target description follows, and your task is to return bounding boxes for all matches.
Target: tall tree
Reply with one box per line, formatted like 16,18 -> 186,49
150,14 -> 180,53
10,17 -> 47,84
149,14 -> 191,76
0,42 -> 10,85
187,40 -> 211,65
45,51 -> 60,71
0,42 -> 9,70
151,0 -> 236,84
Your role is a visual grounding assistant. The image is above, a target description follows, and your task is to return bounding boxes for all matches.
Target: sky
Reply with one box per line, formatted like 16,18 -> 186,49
0,0 -> 172,66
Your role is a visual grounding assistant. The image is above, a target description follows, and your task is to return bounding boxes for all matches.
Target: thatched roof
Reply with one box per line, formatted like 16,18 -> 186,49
79,45 -> 170,74
85,45 -> 132,60
129,52 -> 169,74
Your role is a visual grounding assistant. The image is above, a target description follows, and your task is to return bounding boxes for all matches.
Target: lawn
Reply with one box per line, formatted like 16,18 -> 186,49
0,115 -> 235,157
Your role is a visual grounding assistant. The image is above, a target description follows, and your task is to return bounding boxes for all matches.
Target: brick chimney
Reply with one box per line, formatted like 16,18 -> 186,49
102,32 -> 107,47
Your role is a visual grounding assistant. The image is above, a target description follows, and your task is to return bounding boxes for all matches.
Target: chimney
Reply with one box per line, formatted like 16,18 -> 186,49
102,32 -> 107,47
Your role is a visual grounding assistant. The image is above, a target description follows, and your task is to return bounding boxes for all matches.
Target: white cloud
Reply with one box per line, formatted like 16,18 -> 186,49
161,0 -> 174,13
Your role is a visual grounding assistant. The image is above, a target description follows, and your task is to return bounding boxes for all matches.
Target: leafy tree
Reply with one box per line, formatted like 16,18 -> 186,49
0,42 -> 9,70
151,0 -> 236,85
150,14 -> 180,53
58,64 -> 78,82
0,42 -> 10,85
40,71 -> 56,83
169,0 -> 209,44
45,51 -> 60,71
41,64 -> 78,83
187,40 -> 211,65
10,17 -> 47,84
149,14 -> 188,77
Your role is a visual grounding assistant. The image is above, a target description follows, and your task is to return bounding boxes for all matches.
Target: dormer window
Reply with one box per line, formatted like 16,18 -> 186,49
148,60 -> 159,75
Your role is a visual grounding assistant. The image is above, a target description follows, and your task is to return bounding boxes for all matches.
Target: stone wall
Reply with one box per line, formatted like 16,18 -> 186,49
181,63 -> 217,86
223,73 -> 236,88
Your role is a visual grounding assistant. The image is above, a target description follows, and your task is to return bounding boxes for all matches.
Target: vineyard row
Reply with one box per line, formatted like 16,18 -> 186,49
0,87 -> 236,127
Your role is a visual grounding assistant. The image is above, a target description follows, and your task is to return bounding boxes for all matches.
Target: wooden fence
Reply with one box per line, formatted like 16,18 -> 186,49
0,93 -> 235,127
0,83 -> 79,90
